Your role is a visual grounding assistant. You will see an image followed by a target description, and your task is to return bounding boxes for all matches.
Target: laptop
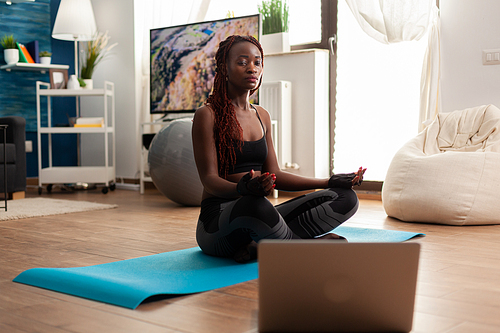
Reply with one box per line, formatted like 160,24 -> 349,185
258,241 -> 420,332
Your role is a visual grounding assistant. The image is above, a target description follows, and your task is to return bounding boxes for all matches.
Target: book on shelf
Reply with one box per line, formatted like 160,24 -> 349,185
26,40 -> 40,63
19,44 -> 35,63
73,117 -> 105,128
16,42 -> 28,63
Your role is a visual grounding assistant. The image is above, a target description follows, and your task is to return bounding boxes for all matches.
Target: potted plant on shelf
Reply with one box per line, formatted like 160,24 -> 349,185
1,34 -> 19,65
39,51 -> 52,65
258,0 -> 290,54
80,31 -> 117,90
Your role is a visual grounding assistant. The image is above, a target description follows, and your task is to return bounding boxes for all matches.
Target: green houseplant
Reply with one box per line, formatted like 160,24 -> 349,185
1,34 -> 19,64
258,0 -> 290,53
1,34 -> 17,49
258,0 -> 289,35
39,51 -> 52,65
80,31 -> 117,89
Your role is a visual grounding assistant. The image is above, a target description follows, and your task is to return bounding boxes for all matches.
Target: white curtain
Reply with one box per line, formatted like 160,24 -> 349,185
138,0 -> 211,124
345,0 -> 440,132
419,6 -> 440,131
345,0 -> 434,43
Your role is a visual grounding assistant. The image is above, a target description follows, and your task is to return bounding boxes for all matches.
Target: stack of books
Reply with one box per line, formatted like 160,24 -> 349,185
73,117 -> 105,128
16,40 -> 40,64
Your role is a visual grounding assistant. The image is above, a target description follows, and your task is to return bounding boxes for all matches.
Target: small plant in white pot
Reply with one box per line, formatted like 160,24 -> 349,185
258,0 -> 290,54
1,34 -> 19,64
39,51 -> 52,65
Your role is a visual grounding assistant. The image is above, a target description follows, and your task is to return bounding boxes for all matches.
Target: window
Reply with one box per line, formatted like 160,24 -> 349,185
333,0 -> 428,180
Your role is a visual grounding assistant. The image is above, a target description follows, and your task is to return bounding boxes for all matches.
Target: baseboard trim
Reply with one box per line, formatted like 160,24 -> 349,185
27,177 -> 140,186
115,183 -> 140,191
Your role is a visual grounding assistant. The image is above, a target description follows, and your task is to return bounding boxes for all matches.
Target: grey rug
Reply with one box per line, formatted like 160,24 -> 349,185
0,198 -> 118,221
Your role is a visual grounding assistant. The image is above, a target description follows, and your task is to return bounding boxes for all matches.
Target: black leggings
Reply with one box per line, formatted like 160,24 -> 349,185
196,188 -> 359,257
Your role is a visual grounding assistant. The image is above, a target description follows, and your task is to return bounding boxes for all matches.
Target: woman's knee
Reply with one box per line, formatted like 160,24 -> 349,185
326,187 -> 359,216
231,196 -> 280,227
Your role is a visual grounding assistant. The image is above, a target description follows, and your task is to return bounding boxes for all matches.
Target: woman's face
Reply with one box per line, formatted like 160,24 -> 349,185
225,41 -> 263,92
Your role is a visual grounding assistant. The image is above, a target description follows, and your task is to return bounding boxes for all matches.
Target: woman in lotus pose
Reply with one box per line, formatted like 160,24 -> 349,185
192,35 -> 365,262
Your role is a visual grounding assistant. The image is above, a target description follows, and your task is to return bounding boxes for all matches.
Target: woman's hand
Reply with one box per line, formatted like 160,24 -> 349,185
328,167 -> 366,188
352,167 -> 366,186
237,170 -> 276,196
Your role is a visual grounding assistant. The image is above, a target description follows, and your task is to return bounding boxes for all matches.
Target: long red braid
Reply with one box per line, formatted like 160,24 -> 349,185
205,35 -> 264,178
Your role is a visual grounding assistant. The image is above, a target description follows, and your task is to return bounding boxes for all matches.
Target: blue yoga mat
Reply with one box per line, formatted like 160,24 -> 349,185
13,226 -> 424,309
333,226 -> 424,243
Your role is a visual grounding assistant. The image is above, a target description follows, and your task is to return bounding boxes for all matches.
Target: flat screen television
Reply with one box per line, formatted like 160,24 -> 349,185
150,14 -> 261,115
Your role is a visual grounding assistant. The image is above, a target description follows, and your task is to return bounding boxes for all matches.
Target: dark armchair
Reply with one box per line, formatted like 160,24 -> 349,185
0,116 -> 26,199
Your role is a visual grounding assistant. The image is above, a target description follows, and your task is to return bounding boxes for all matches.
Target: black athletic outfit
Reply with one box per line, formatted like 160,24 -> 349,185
196,108 -> 359,257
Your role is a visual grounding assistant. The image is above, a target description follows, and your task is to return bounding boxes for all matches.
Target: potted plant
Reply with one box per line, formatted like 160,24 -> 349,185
80,31 -> 117,89
39,51 -> 52,65
1,34 -> 19,64
258,0 -> 290,54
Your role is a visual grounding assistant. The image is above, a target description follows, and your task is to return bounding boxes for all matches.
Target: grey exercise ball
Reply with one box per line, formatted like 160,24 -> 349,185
148,118 -> 203,206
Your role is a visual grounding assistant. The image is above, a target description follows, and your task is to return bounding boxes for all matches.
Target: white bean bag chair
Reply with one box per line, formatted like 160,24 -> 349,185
382,104 -> 500,225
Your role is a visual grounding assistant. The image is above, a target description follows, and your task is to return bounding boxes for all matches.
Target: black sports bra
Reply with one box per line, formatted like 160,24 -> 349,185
228,107 -> 268,175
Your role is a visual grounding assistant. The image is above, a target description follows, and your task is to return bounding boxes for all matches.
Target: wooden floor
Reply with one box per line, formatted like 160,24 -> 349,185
1,186 -> 500,333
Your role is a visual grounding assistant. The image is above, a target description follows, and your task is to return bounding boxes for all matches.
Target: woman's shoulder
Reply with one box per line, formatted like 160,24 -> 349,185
194,105 -> 215,122
253,104 -> 271,122
195,104 -> 213,115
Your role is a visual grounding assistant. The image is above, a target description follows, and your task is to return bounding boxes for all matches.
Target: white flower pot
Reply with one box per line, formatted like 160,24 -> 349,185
261,32 -> 290,55
83,79 -> 93,90
4,49 -> 19,64
67,75 -> 81,90
40,57 -> 51,65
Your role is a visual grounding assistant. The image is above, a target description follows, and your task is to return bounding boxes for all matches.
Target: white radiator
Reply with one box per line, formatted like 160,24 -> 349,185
260,81 -> 292,169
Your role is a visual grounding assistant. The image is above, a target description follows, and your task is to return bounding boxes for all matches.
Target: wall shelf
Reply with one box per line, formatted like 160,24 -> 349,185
38,88 -> 111,97
0,63 -> 69,74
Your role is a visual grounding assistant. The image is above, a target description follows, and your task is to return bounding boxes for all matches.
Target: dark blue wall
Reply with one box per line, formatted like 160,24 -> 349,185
0,0 -> 77,177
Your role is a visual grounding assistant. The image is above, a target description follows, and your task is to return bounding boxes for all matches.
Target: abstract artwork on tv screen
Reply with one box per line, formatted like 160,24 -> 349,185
150,14 -> 260,114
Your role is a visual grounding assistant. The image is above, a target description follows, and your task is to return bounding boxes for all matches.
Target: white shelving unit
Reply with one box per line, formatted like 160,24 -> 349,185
36,81 -> 116,194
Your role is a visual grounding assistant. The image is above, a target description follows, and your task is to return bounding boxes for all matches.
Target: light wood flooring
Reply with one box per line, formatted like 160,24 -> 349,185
1,186 -> 500,332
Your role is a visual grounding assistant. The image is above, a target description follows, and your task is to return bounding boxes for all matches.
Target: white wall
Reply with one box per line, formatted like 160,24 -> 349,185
80,0 -> 140,180
264,50 -> 330,179
441,0 -> 500,113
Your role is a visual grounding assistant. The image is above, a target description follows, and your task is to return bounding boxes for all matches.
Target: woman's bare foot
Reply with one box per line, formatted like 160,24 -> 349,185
233,241 -> 258,263
317,233 -> 348,242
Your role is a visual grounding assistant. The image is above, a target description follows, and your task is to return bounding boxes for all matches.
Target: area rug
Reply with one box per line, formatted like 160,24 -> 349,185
0,198 -> 118,221
13,226 -> 424,309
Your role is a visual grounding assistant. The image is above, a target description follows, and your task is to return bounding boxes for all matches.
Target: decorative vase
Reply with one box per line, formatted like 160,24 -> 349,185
67,75 -> 81,90
261,32 -> 290,54
4,49 -> 19,64
82,79 -> 93,90
40,56 -> 51,65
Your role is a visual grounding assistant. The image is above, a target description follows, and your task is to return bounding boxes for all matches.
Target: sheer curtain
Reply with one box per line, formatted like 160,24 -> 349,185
419,5 -> 441,131
335,0 -> 438,181
345,0 -> 434,44
345,0 -> 440,131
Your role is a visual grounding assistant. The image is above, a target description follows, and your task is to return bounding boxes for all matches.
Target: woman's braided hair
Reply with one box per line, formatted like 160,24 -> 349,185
205,35 -> 264,178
